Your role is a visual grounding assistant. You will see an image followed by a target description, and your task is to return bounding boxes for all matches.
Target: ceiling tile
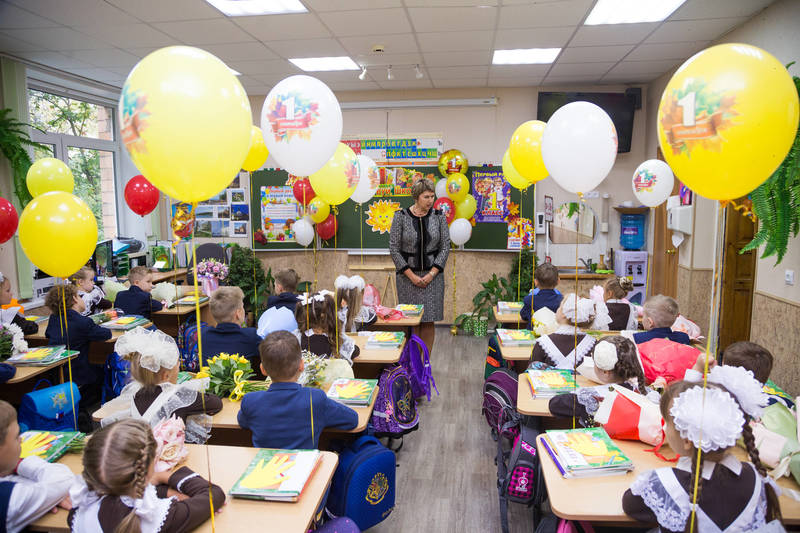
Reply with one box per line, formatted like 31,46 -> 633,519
303,0 -> 402,11
432,78 -> 488,88
353,53 -> 424,67
374,65 -> 423,81
570,23 -> 659,46
558,45 -> 634,63
318,8 -> 411,36
0,31 -> 47,52
670,0 -> 775,20
0,3 -> 59,28
498,0 -> 592,29
494,27 -> 574,49
377,79 -> 433,90
233,13 -> 330,42
548,61 -> 615,76
7,0 -> 137,26
327,80 -> 381,91
601,72 -> 663,84
488,76 -> 543,87
606,59 -> 680,76
417,30 -> 493,53
105,0 -> 223,22
407,6 -> 497,33
14,51 -> 94,69
2,26 -> 109,50
645,17 -> 748,44
228,58 -> 299,75
74,24 -> 179,49
429,65 -> 489,80
489,64 -> 550,78
404,0 -> 498,5
626,41 -> 709,61
61,48 -> 142,68
152,19 -> 252,45
423,50 -> 491,66
66,67 -> 123,82
266,38 -> 346,58
340,34 -> 419,56
201,41 -> 277,62
310,70 -> 366,83
250,72 -> 300,85
542,74 -> 603,84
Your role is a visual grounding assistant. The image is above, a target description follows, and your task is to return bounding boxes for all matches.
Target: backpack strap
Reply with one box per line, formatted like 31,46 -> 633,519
409,335 -> 438,401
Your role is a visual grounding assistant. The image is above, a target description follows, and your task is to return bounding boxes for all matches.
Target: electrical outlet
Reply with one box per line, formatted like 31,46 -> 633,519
786,270 -> 795,286
584,190 -> 600,199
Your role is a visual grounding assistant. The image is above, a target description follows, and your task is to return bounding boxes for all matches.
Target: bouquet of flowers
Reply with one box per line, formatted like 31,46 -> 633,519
195,353 -> 270,400
195,259 -> 228,281
299,351 -> 353,389
0,323 -> 28,361
152,416 -> 189,472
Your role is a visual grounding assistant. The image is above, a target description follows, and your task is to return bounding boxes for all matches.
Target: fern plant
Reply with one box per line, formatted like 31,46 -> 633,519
741,66 -> 800,264
0,108 -> 41,208
509,246 -> 538,301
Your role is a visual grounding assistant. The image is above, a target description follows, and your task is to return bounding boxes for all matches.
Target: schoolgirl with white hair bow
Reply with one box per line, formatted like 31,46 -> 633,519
293,290 -> 359,364
334,275 -> 377,333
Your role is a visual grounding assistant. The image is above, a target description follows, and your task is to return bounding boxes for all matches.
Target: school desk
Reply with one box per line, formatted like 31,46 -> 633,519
5,353 -> 78,385
536,435 -> 800,525
494,305 -> 523,327
28,445 -> 339,533
151,300 -> 215,337
150,267 -> 188,284
372,307 -> 423,337
349,333 -> 405,378
516,374 -> 595,416
24,321 -> 153,365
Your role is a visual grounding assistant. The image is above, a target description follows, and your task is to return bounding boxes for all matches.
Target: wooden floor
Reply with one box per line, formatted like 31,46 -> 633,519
367,327 -> 533,532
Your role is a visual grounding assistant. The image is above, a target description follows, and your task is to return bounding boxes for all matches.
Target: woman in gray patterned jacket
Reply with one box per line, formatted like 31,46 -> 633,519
389,178 -> 450,351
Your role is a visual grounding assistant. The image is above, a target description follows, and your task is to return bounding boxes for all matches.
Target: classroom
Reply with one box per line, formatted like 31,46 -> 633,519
0,0 -> 799,531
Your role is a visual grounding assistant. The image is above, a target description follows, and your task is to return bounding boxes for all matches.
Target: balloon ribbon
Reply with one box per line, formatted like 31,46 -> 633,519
59,283 -> 77,431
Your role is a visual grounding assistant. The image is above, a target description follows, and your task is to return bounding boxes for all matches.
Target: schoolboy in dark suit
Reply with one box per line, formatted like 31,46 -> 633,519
114,266 -> 163,319
520,262 -> 563,329
633,294 -> 691,345
202,286 -> 264,377
266,269 -> 300,313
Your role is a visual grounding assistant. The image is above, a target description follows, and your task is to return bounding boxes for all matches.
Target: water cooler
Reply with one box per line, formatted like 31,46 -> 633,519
613,207 -> 649,305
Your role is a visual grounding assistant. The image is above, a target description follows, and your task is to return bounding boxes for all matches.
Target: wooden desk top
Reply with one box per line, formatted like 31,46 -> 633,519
29,445 -> 338,533
497,341 -> 534,361
494,306 -> 523,325
516,374 -> 596,416
5,353 -> 78,384
375,315 -> 421,328
537,436 -> 800,524
154,300 -> 209,317
150,268 -> 188,284
25,321 -> 152,343
349,334 -> 404,365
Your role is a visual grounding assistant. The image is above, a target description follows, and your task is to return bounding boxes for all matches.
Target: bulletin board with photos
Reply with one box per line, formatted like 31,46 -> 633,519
171,171 -> 251,240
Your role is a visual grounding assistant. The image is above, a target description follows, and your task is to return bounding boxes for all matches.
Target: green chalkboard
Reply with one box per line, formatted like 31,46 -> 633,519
249,166 -> 536,251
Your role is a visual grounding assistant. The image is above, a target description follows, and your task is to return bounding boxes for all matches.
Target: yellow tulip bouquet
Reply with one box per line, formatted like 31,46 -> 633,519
195,353 -> 270,401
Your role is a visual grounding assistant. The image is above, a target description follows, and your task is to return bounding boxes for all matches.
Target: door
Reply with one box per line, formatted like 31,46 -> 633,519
650,147 -> 679,298
718,201 -> 757,352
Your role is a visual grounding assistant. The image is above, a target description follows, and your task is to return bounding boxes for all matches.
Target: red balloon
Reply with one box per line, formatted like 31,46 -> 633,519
316,214 -> 338,240
124,175 -> 160,216
433,197 -> 455,224
0,197 -> 18,244
292,178 -> 316,206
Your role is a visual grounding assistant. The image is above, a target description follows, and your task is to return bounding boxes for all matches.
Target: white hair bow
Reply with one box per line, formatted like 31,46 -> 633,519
116,326 -> 179,373
335,275 -> 365,290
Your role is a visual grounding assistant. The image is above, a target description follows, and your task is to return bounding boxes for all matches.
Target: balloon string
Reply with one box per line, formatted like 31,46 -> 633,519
313,231 -> 318,292
332,205 -> 339,356
59,282 -> 77,431
531,183 -> 536,295
452,244 -> 457,326
572,192 -> 584,430
645,206 -> 655,301
720,199 -> 756,222
359,204 -> 364,266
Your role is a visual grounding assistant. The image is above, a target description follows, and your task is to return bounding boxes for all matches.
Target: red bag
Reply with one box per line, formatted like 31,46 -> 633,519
595,384 -> 664,446
637,338 -> 701,385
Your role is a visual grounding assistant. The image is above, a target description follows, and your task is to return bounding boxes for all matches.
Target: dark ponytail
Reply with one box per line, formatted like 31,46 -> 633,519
741,418 -> 782,523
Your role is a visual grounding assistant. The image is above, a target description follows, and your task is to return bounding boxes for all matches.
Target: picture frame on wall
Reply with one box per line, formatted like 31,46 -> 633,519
679,183 -> 693,205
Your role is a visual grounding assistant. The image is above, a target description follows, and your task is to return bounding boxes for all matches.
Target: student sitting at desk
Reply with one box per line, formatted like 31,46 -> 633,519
70,266 -> 112,316
530,293 -> 597,370
633,295 -> 691,345
238,331 -> 358,449
719,341 -> 795,410
335,275 -> 376,333
265,268 -> 300,313
0,271 -> 38,336
294,291 -> 359,364
602,276 -> 638,331
202,287 -> 264,378
115,266 -> 163,319
520,263 -> 562,329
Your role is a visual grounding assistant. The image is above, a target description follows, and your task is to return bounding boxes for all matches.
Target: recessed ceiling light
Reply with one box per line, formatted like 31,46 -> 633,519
204,0 -> 307,17
229,67 -> 242,76
387,66 -> 394,80
584,0 -> 687,25
492,48 -> 561,65
288,56 -> 359,71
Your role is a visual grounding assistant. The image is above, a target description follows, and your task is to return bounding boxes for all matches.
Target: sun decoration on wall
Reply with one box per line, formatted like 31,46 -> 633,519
366,199 -> 401,234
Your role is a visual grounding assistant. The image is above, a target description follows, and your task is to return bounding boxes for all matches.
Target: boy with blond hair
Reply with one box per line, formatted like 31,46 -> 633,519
115,266 -> 163,319
266,268 -> 300,313
203,286 -> 263,376
633,294 -> 691,345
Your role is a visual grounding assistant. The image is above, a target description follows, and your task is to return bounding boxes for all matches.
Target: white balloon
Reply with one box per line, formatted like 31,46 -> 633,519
449,218 -> 472,246
541,101 -> 618,194
435,178 -> 448,198
293,218 -> 314,246
350,155 -> 379,204
260,75 -> 342,177
632,159 -> 675,207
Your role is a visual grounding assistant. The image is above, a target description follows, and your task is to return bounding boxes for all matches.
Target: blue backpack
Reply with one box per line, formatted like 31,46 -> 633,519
326,436 -> 395,531
371,365 -> 419,446
18,380 -> 81,432
399,334 -> 438,401
177,318 -> 208,372
102,351 -> 131,403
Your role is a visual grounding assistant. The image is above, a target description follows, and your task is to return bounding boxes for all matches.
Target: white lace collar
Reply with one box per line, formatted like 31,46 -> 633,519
675,453 -> 742,479
70,478 -> 173,533
554,324 -> 579,335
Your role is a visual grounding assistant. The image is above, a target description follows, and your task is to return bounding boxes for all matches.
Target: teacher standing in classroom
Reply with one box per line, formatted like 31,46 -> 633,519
389,178 -> 450,351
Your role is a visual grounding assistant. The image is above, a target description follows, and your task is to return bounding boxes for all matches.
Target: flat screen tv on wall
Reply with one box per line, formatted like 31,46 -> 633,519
537,91 -> 637,153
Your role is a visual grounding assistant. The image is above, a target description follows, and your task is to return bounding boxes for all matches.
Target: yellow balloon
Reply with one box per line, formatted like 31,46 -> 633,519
509,120 -> 548,184
119,46 -> 252,202
446,173 -> 469,202
309,143 -> 359,206
502,150 -> 530,191
241,126 -> 269,172
19,192 -> 97,278
455,194 -> 477,220
437,149 -> 469,178
26,158 -> 74,197
657,43 -> 799,201
307,197 -> 330,224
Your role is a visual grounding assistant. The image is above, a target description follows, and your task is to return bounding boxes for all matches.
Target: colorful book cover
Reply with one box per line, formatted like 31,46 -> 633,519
230,449 -> 321,502
525,369 -> 578,398
7,345 -> 66,363
327,378 -> 378,406
175,295 -> 209,305
19,431 -> 83,462
366,331 -> 405,348
104,316 -> 148,330
496,328 -> 536,346
395,304 -> 423,316
544,427 -> 633,477
497,301 -> 523,313
24,315 -> 49,324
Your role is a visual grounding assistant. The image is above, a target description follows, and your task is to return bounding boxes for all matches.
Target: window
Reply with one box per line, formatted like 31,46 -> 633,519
27,88 -> 119,240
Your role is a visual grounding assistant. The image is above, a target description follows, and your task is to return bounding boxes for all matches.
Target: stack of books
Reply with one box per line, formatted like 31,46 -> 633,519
104,316 -> 149,331
524,368 -> 578,398
23,315 -> 49,324
326,378 -> 378,406
6,346 -> 77,366
175,294 -> 209,306
395,304 -> 423,317
20,431 -> 85,462
365,331 -> 405,349
497,301 -> 523,314
541,427 -> 634,478
496,328 -> 537,346
230,449 -> 321,502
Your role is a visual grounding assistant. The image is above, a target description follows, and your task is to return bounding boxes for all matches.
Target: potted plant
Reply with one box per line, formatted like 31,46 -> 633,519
509,246 -> 538,301
0,108 -> 43,208
471,273 -> 515,336
227,244 -> 274,323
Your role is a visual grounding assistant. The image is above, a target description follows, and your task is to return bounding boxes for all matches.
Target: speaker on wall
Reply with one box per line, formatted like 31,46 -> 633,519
625,87 -> 642,110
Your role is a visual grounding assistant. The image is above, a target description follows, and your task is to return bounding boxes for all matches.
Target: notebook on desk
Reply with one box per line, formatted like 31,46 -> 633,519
230,449 -> 322,502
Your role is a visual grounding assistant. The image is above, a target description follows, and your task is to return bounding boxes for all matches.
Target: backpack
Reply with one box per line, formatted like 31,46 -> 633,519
102,351 -> 131,403
371,365 -> 419,450
398,334 -> 438,401
482,368 -> 521,440
497,423 -> 545,533
177,318 -> 208,372
362,284 -> 380,308
637,338 -> 701,385
534,514 -> 595,533
484,333 -> 509,380
326,436 -> 395,531
18,380 -> 81,432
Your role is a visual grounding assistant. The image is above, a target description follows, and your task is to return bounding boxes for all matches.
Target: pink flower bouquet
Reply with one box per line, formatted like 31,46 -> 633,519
152,416 -> 189,472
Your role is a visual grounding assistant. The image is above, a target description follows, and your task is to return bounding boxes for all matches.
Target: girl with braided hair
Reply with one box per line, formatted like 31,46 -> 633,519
623,377 -> 783,532
68,419 -> 225,532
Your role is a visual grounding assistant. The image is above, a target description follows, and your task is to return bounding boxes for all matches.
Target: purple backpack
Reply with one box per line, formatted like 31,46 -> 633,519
399,334 -> 438,401
482,368 -> 521,440
371,365 -> 419,447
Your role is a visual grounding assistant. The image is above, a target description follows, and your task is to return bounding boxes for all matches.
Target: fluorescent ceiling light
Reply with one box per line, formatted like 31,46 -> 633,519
288,56 -> 359,71
584,0 -> 687,25
340,98 -> 497,110
492,48 -> 560,65
204,0 -> 307,16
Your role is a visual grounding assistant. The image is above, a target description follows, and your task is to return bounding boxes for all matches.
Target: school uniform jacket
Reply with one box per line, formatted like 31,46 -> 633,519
45,309 -> 112,385
0,456 -> 74,533
295,330 -> 360,362
606,299 -> 638,331
530,325 -> 596,369
266,292 -> 300,313
114,285 -> 163,319
520,289 -> 563,329
633,327 -> 691,346
201,322 -> 264,377
237,382 -> 358,449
